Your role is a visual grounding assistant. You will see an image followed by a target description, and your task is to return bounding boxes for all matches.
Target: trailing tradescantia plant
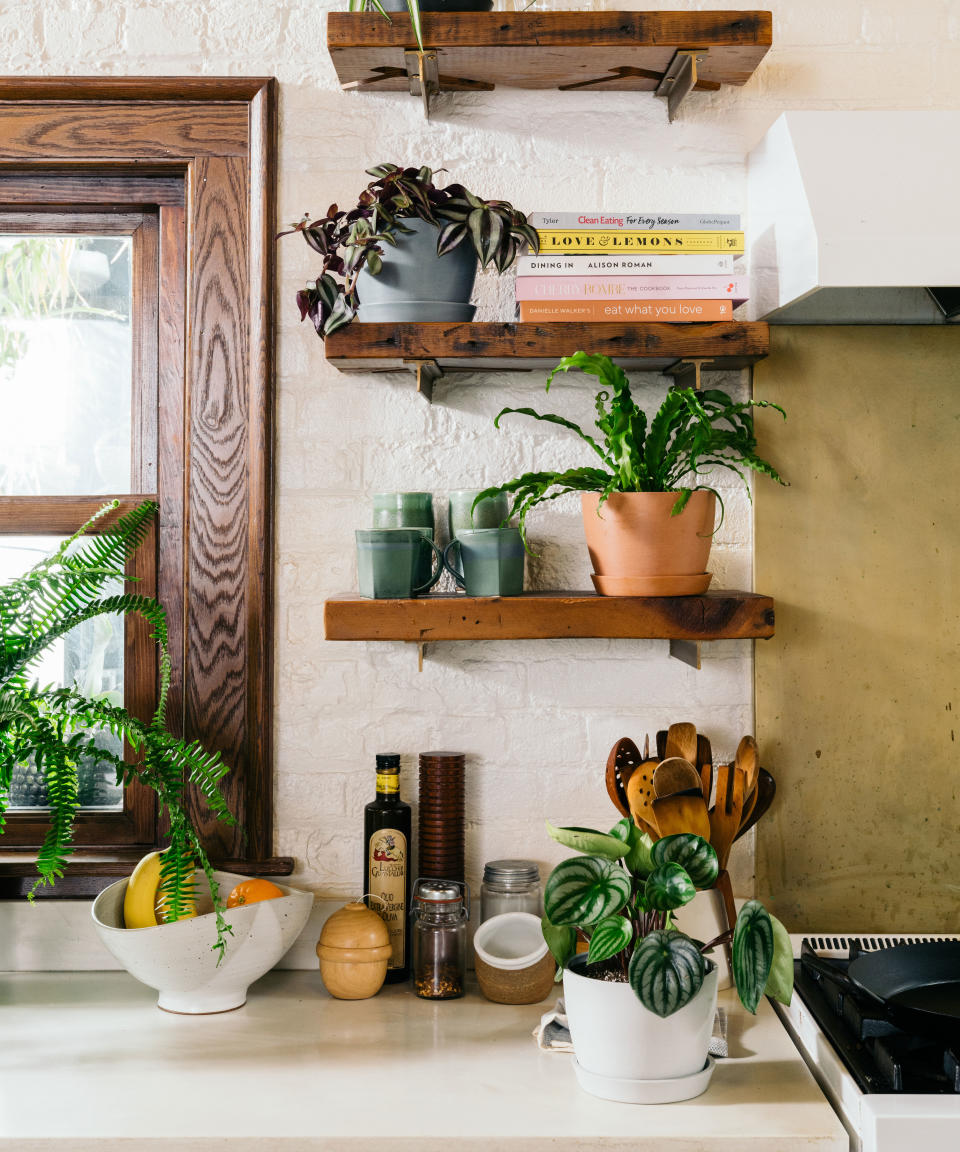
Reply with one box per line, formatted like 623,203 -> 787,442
279,163 -> 538,337
542,819 -> 794,1017
474,351 -> 787,549
0,501 -> 235,958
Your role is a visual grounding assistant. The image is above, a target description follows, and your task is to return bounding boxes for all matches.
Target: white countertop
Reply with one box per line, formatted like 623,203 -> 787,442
0,970 -> 848,1151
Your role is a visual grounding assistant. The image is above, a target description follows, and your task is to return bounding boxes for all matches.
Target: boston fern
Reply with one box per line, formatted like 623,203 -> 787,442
0,501 -> 235,958
280,163 -> 538,337
542,820 -> 794,1017
474,351 -> 787,547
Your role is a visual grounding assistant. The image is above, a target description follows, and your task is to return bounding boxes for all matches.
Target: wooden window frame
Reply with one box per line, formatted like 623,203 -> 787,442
0,77 -> 285,893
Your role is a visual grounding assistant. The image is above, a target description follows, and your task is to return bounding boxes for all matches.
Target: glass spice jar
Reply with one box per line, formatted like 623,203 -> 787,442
480,859 -> 542,923
411,878 -> 469,1000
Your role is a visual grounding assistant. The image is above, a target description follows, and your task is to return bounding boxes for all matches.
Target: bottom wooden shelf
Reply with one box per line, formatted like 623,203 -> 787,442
324,591 -> 775,643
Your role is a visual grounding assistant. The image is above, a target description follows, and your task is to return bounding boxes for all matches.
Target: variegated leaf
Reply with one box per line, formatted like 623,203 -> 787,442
762,913 -> 794,1006
546,820 -> 627,861
644,862 -> 696,912
543,856 -> 631,928
586,914 -> 634,966
607,818 -> 654,877
628,930 -> 706,1017
541,917 -> 576,975
732,899 -> 774,1014
651,834 -> 719,889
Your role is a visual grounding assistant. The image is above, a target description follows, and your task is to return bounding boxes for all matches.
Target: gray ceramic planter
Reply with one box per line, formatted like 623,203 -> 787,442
355,218 -> 479,323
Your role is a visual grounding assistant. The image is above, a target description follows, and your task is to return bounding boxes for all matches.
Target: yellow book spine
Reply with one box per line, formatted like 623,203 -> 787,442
534,231 -> 744,255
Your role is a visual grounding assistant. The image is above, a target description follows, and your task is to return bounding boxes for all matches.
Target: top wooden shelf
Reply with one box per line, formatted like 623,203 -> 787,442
327,11 -> 772,118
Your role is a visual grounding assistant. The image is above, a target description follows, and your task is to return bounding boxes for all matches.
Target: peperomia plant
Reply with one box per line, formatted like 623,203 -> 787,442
279,163 -> 538,338
474,351 -> 787,549
542,820 -> 794,1017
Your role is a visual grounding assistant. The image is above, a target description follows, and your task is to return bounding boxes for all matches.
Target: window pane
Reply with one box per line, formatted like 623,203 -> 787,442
1,536 -> 124,811
0,235 -> 132,496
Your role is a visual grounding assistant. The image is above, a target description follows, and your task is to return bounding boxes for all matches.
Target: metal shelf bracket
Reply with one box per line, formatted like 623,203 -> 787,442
655,49 -> 709,121
405,49 -> 440,117
669,639 -> 702,669
670,357 -> 714,391
402,358 -> 443,401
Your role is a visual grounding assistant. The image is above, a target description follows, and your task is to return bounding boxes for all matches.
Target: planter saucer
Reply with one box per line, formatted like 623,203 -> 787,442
591,572 -> 713,597
573,1055 -> 716,1104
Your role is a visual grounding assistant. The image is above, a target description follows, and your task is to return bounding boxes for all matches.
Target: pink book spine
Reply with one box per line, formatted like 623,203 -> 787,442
515,275 -> 748,301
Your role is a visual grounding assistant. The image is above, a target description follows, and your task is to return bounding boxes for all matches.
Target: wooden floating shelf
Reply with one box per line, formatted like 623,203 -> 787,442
324,321 -> 769,396
328,11 -> 772,119
324,591 -> 775,644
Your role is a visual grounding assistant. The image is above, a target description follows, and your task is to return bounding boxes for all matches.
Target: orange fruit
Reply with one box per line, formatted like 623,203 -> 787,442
227,878 -> 284,908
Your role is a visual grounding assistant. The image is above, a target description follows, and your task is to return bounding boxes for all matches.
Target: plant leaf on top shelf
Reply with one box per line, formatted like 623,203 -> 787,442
732,899 -> 775,1014
587,914 -> 634,966
629,930 -> 706,1017
543,856 -> 631,928
651,834 -> 719,889
546,820 -> 627,861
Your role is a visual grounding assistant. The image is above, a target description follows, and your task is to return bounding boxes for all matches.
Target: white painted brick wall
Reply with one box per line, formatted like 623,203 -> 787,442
3,0 -> 955,917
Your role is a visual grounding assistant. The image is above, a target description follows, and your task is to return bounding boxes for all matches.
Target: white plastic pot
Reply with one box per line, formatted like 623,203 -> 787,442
563,954 -> 718,1091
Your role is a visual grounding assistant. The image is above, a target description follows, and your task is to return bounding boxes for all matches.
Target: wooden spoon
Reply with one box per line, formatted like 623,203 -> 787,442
664,722 -> 698,764
653,757 -> 702,798
735,735 -> 760,796
626,759 -> 660,839
696,733 -> 713,805
708,763 -> 745,869
734,767 -> 776,841
604,737 -> 642,818
652,789 -> 711,840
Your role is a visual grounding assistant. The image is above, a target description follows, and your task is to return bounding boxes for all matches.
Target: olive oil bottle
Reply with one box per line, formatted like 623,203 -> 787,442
363,753 -> 412,983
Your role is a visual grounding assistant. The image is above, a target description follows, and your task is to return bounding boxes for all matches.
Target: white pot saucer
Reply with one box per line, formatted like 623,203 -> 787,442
573,1055 -> 716,1104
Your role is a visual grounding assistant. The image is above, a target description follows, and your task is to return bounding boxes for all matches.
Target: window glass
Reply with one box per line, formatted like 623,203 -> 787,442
0,536 -> 124,811
0,235 -> 132,496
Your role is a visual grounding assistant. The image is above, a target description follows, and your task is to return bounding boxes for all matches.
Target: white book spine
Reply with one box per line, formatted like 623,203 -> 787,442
516,254 -> 740,277
529,212 -> 741,231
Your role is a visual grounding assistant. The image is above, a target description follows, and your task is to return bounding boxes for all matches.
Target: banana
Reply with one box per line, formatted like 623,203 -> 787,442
123,850 -> 198,929
123,851 -> 162,929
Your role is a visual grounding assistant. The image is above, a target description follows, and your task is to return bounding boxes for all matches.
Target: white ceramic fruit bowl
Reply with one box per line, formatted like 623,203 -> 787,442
92,869 -> 313,1014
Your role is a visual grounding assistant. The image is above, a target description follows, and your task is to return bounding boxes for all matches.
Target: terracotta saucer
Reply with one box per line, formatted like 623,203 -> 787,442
590,571 -> 712,597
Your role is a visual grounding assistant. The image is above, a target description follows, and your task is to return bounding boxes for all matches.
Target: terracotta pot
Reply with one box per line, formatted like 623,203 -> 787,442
581,491 -> 717,593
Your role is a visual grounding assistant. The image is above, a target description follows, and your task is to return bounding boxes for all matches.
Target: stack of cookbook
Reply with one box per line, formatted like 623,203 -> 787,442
517,212 -> 746,323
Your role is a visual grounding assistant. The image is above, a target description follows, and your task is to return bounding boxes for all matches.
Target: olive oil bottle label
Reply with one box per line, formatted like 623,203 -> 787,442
369,828 -> 407,968
376,772 -> 400,794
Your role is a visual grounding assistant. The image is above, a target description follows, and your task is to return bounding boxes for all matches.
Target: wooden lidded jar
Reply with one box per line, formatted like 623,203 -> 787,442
316,902 -> 393,1000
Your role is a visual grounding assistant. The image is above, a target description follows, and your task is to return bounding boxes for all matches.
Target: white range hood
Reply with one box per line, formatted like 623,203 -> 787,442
746,111 -> 960,323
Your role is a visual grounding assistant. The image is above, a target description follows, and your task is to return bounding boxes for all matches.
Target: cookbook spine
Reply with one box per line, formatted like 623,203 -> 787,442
515,254 -> 739,276
534,230 -> 744,254
515,275 -> 748,301
529,212 -> 741,230
518,299 -> 737,322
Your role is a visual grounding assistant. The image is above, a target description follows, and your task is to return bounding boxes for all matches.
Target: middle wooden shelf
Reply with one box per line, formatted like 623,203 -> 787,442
324,590 -> 775,644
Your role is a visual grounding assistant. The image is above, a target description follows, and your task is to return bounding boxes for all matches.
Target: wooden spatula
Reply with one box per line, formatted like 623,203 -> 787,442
653,757 -> 702,798
708,762 -> 745,869
664,722 -> 698,763
605,737 -> 642,818
734,767 -> 776,841
626,759 -> 660,839
652,789 -> 711,840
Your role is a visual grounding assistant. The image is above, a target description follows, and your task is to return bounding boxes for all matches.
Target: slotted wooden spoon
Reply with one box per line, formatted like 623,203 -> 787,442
653,757 -> 702,798
604,737 -> 643,818
626,758 -> 660,839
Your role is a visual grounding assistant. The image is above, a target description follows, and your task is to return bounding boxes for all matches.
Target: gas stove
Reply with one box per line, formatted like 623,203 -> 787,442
774,934 -> 960,1152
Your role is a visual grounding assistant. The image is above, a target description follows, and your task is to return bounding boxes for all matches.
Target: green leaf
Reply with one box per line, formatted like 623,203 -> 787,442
541,917 -> 576,972
651,834 -> 719,889
628,930 -> 706,1017
607,817 -> 654,876
586,914 -> 634,966
763,913 -> 794,1005
546,820 -> 628,861
732,899 -> 775,1014
543,856 -> 631,927
644,862 -> 696,912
